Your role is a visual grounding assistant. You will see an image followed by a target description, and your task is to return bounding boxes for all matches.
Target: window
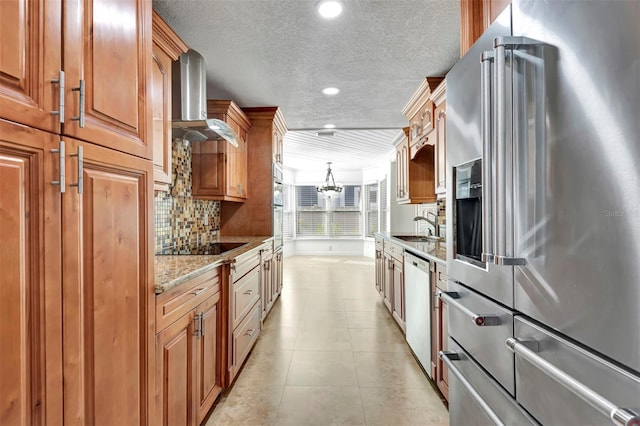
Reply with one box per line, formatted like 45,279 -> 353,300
295,185 -> 361,237
379,177 -> 388,233
283,184 -> 293,239
365,183 -> 378,237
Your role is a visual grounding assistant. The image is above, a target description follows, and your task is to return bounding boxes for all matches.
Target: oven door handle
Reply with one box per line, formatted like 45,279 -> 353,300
438,291 -> 500,326
506,338 -> 640,426
439,351 -> 506,426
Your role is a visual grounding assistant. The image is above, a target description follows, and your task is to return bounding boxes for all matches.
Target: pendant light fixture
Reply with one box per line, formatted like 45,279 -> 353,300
316,162 -> 343,196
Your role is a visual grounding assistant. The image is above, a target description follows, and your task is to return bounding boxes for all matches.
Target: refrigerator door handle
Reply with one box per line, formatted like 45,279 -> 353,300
481,51 -> 495,263
438,291 -> 501,326
439,351 -> 506,426
492,37 -> 542,266
506,338 -> 640,426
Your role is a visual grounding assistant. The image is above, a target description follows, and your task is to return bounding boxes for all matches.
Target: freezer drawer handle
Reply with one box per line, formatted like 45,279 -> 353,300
506,338 -> 640,426
439,351 -> 506,426
438,291 -> 500,326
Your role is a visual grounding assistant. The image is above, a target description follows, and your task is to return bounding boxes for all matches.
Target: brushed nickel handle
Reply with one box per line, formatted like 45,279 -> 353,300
244,289 -> 254,295
51,141 -> 66,193
71,79 -> 85,128
438,291 -> 500,326
245,328 -> 256,337
506,338 -> 640,426
480,51 -> 495,263
51,70 -> 65,124
191,287 -> 208,296
199,312 -> 205,336
192,313 -> 202,337
69,146 -> 83,194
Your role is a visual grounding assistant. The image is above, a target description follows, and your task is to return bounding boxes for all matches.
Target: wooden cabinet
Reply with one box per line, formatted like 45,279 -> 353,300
61,138 -> 154,425
274,248 -> 284,297
227,246 -> 262,385
155,268 -> 224,426
151,11 -> 188,191
374,237 -> 385,295
391,256 -> 405,332
383,240 -> 405,332
432,81 -> 447,195
0,120 -> 154,425
192,100 -> 251,202
0,120 -> 62,426
434,263 -> 449,401
0,0 -> 152,158
220,107 -> 288,237
260,243 -> 275,320
460,0 -> 511,56
273,127 -> 284,165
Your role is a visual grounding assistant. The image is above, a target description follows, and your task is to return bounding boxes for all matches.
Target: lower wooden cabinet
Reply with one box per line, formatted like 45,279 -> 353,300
391,256 -> 405,332
273,248 -> 283,298
155,268 -> 223,425
434,263 -> 449,401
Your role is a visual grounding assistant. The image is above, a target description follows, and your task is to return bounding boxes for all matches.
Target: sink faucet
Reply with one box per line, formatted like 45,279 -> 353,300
413,211 -> 438,236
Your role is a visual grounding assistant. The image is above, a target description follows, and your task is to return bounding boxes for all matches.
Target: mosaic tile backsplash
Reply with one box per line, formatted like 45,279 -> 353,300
155,139 -> 221,254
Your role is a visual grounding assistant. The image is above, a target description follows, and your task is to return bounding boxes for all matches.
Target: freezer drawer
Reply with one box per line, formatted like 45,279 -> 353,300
512,317 -> 640,426
442,338 -> 538,426
441,281 -> 515,395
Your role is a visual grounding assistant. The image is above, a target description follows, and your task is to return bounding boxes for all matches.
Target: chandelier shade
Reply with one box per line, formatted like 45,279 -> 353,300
316,162 -> 343,195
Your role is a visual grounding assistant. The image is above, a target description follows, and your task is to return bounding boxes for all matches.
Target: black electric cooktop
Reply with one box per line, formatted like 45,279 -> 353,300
158,242 -> 248,255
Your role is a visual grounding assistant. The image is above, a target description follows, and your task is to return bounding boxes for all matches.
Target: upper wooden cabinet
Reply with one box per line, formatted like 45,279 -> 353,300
432,81 -> 447,195
402,77 -> 443,160
151,11 -> 188,191
395,127 -> 437,204
0,0 -> 153,158
460,0 -> 511,56
220,107 -> 288,237
192,100 -> 251,202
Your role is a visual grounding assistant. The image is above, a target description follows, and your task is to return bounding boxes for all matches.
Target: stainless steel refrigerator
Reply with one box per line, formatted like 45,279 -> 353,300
443,1 -> 640,424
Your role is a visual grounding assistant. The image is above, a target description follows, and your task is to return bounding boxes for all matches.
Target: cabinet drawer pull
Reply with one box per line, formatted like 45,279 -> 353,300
69,146 -> 83,194
51,70 -> 65,123
71,79 -> 85,128
191,287 -> 208,296
244,289 -> 254,295
245,328 -> 256,337
51,141 -> 66,193
438,291 -> 500,326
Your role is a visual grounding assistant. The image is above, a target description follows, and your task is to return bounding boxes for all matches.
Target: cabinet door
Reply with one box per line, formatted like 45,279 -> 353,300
195,292 -> 223,424
383,253 -> 393,312
436,274 -> 449,401
226,120 -> 248,199
0,1 -> 62,134
156,311 -> 196,426
392,257 -> 405,331
151,43 -> 173,191
0,120 -> 62,426
62,0 -> 152,159
435,101 -> 447,194
62,139 -> 154,425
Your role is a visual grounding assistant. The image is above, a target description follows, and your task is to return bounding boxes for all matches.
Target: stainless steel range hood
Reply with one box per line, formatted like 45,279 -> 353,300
171,49 -> 239,147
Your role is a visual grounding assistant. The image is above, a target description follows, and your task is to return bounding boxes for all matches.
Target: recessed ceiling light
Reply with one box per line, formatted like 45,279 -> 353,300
323,124 -> 336,129
317,0 -> 343,19
322,87 -> 340,95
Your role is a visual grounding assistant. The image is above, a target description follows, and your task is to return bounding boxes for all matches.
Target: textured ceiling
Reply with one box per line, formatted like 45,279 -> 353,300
152,0 -> 460,171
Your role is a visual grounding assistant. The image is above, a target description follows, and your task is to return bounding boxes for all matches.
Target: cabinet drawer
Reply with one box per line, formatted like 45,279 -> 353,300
384,241 -> 404,261
375,236 -> 384,251
443,281 -> 515,395
436,264 -> 447,290
231,246 -> 261,281
232,303 -> 261,373
231,266 -> 260,328
156,268 -> 220,332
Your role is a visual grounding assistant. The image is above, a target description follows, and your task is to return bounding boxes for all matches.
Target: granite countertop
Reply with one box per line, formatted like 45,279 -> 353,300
154,236 -> 272,294
375,232 -> 447,265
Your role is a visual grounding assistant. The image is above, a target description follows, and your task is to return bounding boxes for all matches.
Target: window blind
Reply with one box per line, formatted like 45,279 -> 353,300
365,183 -> 379,237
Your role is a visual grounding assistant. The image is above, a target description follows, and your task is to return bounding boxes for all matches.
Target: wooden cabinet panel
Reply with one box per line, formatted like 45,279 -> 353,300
231,304 -> 261,375
0,120 -> 62,426
195,292 -> 223,424
433,87 -> 447,195
62,139 -> 153,425
62,0 -> 152,158
155,311 -> 195,426
151,46 -> 173,190
383,252 -> 393,312
274,249 -> 283,296
396,128 -> 436,204
193,100 -> 251,202
232,266 -> 260,328
435,264 -> 449,401
0,0 -> 62,134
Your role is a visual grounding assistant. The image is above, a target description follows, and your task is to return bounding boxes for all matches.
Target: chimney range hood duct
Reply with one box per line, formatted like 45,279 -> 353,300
171,49 -> 239,147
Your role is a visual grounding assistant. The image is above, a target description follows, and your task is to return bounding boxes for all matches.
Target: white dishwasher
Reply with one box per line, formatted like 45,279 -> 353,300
404,251 -> 432,378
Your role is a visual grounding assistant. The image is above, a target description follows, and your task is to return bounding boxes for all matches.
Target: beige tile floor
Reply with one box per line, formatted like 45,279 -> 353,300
205,256 -> 449,426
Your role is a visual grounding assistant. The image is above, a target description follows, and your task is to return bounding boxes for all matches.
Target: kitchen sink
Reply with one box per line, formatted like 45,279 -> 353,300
393,235 -> 443,243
